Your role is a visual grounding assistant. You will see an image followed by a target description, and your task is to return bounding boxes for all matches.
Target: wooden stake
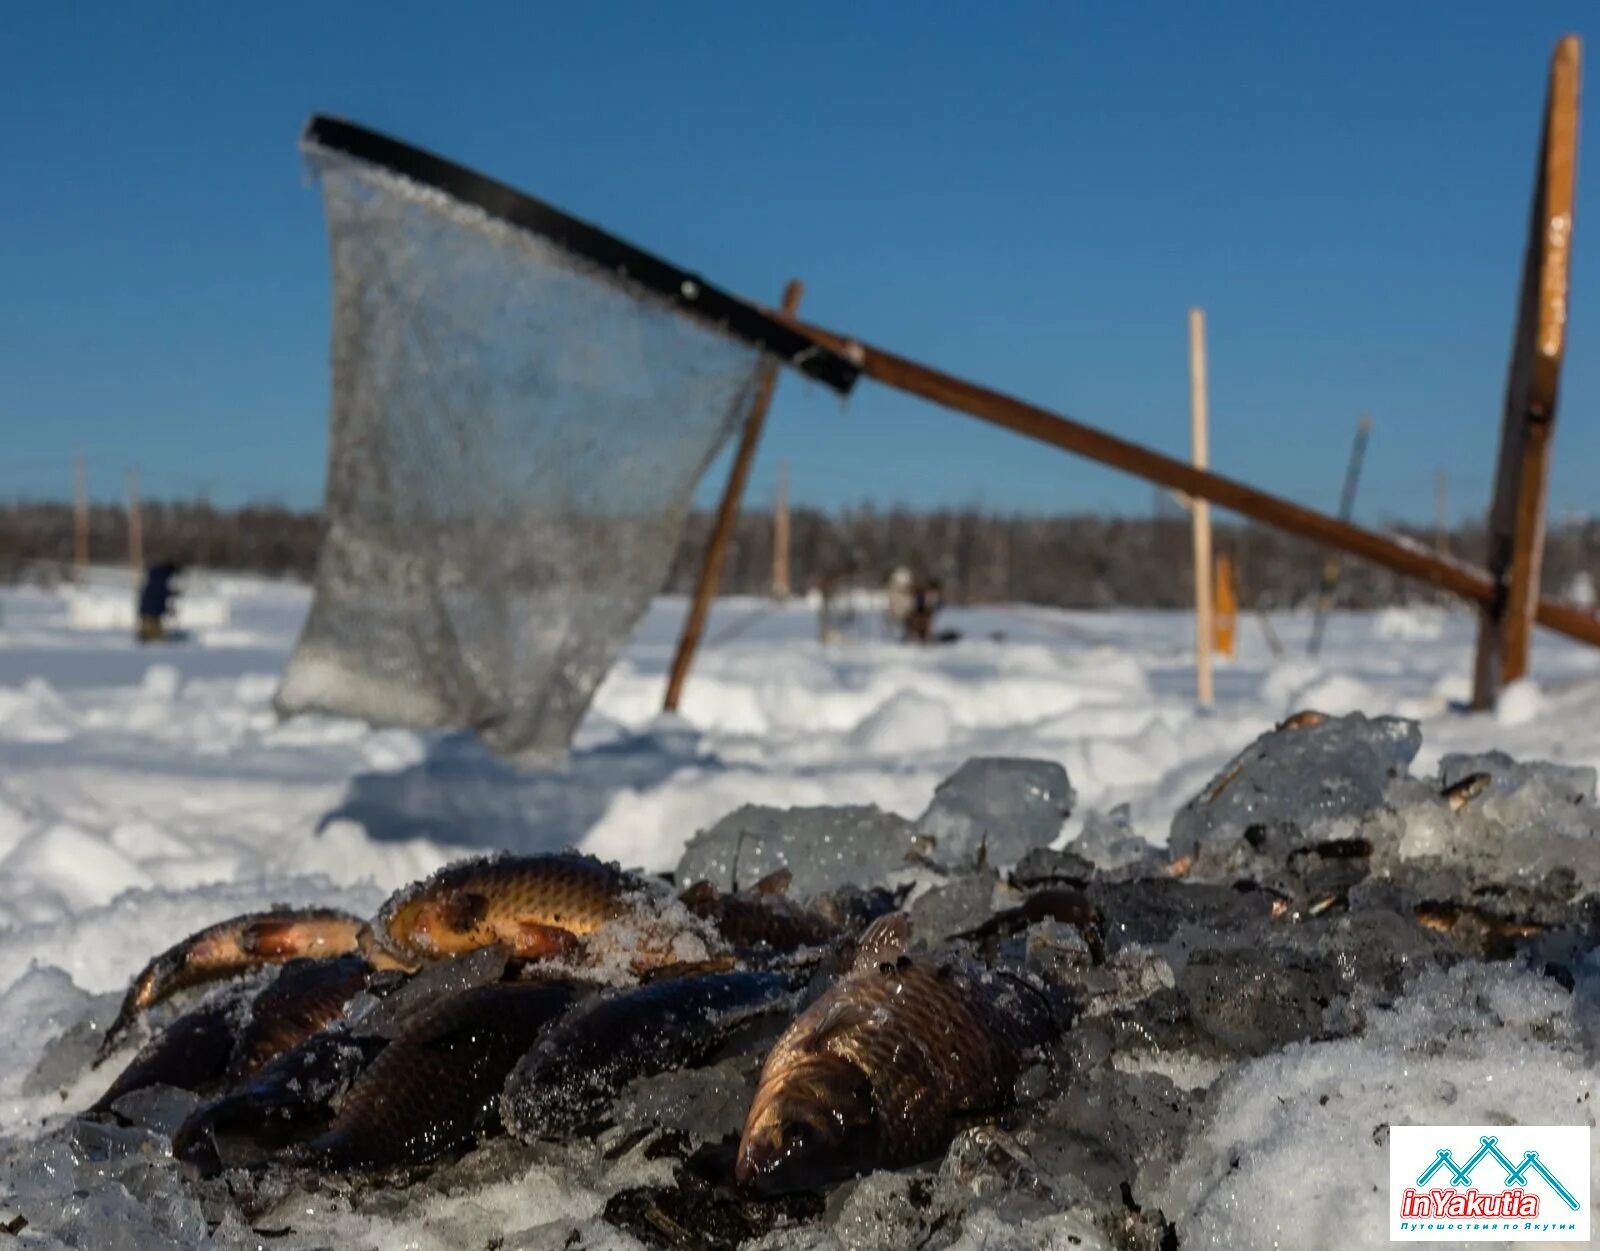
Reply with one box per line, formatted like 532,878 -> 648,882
1474,36 -> 1582,707
663,280 -> 803,714
73,453 -> 89,580
1189,308 -> 1214,707
1434,470 -> 1449,553
766,314 -> 1600,651
772,460 -> 791,600
1255,609 -> 1285,659
1308,414 -> 1373,657
126,470 -> 143,577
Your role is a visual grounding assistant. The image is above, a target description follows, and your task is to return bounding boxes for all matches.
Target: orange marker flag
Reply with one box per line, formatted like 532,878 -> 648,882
1214,553 -> 1238,658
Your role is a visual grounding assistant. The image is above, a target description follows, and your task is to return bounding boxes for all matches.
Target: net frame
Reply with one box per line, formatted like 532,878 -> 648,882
277,116 -> 859,760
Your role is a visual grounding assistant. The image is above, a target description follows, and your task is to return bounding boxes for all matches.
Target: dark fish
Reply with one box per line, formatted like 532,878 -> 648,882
285,981 -> 577,1172
90,994 -> 245,1118
502,969 -> 803,1139
174,1027 -> 386,1174
736,914 -> 1063,1194
98,907 -> 367,1061
375,853 -> 644,965
680,870 -> 839,954
228,954 -> 374,1081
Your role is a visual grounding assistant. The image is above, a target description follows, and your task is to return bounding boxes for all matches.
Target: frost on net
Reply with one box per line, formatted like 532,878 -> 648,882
276,138 -> 780,760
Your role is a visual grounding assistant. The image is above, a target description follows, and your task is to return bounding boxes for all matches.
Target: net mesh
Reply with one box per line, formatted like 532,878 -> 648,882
275,146 -> 766,760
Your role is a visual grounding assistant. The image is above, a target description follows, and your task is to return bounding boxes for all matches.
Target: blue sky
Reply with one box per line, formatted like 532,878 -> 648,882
1,3 -> 1596,524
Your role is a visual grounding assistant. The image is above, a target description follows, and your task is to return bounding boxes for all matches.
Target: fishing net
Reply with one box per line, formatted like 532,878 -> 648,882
275,120 -> 854,761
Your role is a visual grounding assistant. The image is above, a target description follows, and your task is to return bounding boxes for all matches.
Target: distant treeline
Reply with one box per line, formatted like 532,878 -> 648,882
665,508 -> 1600,609
3,498 -> 1598,610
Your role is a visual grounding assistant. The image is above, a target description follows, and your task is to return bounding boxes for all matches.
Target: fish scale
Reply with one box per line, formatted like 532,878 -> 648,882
813,961 -> 1047,1158
289,980 -> 577,1171
737,915 -> 1063,1193
376,853 -> 637,961
228,954 -> 374,1080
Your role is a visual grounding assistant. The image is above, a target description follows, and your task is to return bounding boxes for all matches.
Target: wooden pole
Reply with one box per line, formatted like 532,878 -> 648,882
1255,609 -> 1285,659
73,453 -> 89,580
1308,414 -> 1373,657
663,280 -> 803,714
772,460 -> 791,599
198,486 -> 213,569
1474,36 -> 1582,707
765,315 -> 1600,651
1189,309 -> 1214,707
1434,470 -> 1449,553
126,469 -> 143,578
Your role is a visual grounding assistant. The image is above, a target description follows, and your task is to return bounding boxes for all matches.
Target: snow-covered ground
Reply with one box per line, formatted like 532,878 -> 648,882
3,572 -> 1600,1247
2,574 -> 1597,954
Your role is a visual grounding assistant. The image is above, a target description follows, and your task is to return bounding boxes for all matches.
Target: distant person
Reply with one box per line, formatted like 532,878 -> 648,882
905,577 -> 942,643
905,576 -> 961,645
137,560 -> 182,642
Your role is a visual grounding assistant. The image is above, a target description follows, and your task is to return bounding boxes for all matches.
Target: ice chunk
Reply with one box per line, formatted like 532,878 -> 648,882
676,804 -> 919,901
1022,1065 -> 1198,1229
937,1208 -> 1113,1251
822,1171 -> 953,1250
1011,846 -> 1094,887
908,868 -> 999,945
1438,748 -> 1597,806
1174,946 -> 1343,1056
915,758 -> 1076,868
0,1121 -> 211,1251
1067,804 -> 1161,873
1168,711 -> 1420,870
1,965 -> 99,1125
105,1083 -> 202,1135
1384,750 -> 1600,897
1089,879 -> 1277,954
609,1052 -> 761,1145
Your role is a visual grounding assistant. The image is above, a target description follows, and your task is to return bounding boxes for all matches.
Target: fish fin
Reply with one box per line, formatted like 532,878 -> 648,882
850,913 -> 910,973
752,868 -> 792,896
510,921 -> 579,960
639,956 -> 738,982
679,881 -> 719,910
439,890 -> 490,934
798,997 -> 875,1053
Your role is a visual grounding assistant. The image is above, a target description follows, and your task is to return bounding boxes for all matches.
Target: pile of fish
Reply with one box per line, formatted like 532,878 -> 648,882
6,711 -> 1600,1249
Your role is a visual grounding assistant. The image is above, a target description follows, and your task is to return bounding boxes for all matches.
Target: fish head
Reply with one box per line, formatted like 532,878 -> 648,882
381,887 -> 495,958
735,1054 -> 880,1195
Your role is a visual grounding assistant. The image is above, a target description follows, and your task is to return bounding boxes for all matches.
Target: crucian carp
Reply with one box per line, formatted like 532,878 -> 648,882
97,907 -> 367,1062
735,914 -> 1066,1194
